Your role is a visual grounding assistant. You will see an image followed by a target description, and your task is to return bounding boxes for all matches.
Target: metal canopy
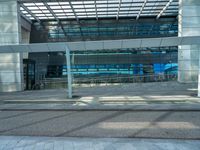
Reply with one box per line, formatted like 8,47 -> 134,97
18,0 -> 178,21
0,36 -> 200,53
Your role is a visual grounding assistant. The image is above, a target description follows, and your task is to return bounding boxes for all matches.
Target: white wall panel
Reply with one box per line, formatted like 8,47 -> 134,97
141,38 -> 162,47
48,43 -> 66,52
104,40 -> 122,49
179,0 -> 200,83
122,39 -> 141,48
68,42 -> 86,51
0,0 -> 23,92
160,37 -> 182,47
85,41 -> 104,50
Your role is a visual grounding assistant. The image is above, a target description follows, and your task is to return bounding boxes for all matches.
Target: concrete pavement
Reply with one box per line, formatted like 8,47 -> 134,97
0,82 -> 199,149
0,82 -> 200,111
0,136 -> 200,150
1,103 -> 200,111
0,110 -> 200,139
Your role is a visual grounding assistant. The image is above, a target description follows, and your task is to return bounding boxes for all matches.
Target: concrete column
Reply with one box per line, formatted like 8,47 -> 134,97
65,45 -> 72,99
0,0 -> 23,92
21,15 -> 31,59
178,0 -> 200,83
198,48 -> 200,97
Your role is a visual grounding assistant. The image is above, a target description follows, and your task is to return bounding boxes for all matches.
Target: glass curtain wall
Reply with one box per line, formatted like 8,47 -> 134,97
42,47 -> 178,84
30,18 -> 178,42
28,17 -> 178,87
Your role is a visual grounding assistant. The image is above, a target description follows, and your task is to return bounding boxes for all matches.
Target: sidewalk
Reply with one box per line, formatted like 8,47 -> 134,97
0,82 -> 200,111
0,136 -> 200,150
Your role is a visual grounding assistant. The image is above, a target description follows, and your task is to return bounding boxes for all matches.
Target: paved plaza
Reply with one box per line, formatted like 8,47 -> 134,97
0,82 -> 200,149
0,82 -> 199,110
0,110 -> 200,139
0,136 -> 200,150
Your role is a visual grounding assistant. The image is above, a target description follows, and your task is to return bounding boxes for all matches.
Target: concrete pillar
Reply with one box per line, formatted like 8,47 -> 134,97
198,49 -> 200,97
65,45 -> 72,98
0,0 -> 23,92
178,0 -> 200,83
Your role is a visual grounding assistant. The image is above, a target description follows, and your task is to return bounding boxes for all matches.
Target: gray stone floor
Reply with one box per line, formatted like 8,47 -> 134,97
0,136 -> 200,150
0,82 -> 199,110
0,82 -> 200,149
0,110 -> 200,139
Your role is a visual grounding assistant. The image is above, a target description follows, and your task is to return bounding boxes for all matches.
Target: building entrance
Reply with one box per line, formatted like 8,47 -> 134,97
23,59 -> 36,90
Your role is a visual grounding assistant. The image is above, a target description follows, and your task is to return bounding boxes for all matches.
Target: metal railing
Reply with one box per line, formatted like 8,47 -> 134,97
74,74 -> 177,84
31,74 -> 177,90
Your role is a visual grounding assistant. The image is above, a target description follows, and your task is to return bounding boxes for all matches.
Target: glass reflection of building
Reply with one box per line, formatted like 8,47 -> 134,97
29,17 -> 178,82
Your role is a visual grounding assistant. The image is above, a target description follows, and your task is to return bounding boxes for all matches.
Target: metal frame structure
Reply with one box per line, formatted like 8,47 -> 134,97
1,36 -> 199,53
18,0 -> 178,21
0,36 -> 200,98
156,0 -> 174,19
42,1 -> 68,36
30,17 -> 178,43
136,0 -> 148,20
20,3 -> 41,23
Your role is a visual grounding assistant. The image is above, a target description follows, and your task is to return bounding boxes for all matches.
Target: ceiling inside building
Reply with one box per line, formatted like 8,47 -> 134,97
18,0 -> 178,22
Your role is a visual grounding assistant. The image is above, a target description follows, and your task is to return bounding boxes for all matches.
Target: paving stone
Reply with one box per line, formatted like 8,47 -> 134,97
0,136 -> 200,150
73,142 -> 93,150
63,141 -> 74,150
0,82 -> 199,111
54,141 -> 64,150
44,142 -> 54,150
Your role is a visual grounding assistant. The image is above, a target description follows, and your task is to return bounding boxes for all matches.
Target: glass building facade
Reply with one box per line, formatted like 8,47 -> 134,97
30,18 -> 178,42
39,46 -> 177,83
26,15 -> 178,84
0,0 -> 183,92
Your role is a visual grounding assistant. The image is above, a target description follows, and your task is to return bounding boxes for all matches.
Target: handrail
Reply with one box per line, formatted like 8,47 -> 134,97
32,74 -> 177,90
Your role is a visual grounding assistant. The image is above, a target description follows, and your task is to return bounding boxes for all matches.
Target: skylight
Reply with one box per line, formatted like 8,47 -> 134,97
19,0 -> 178,21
